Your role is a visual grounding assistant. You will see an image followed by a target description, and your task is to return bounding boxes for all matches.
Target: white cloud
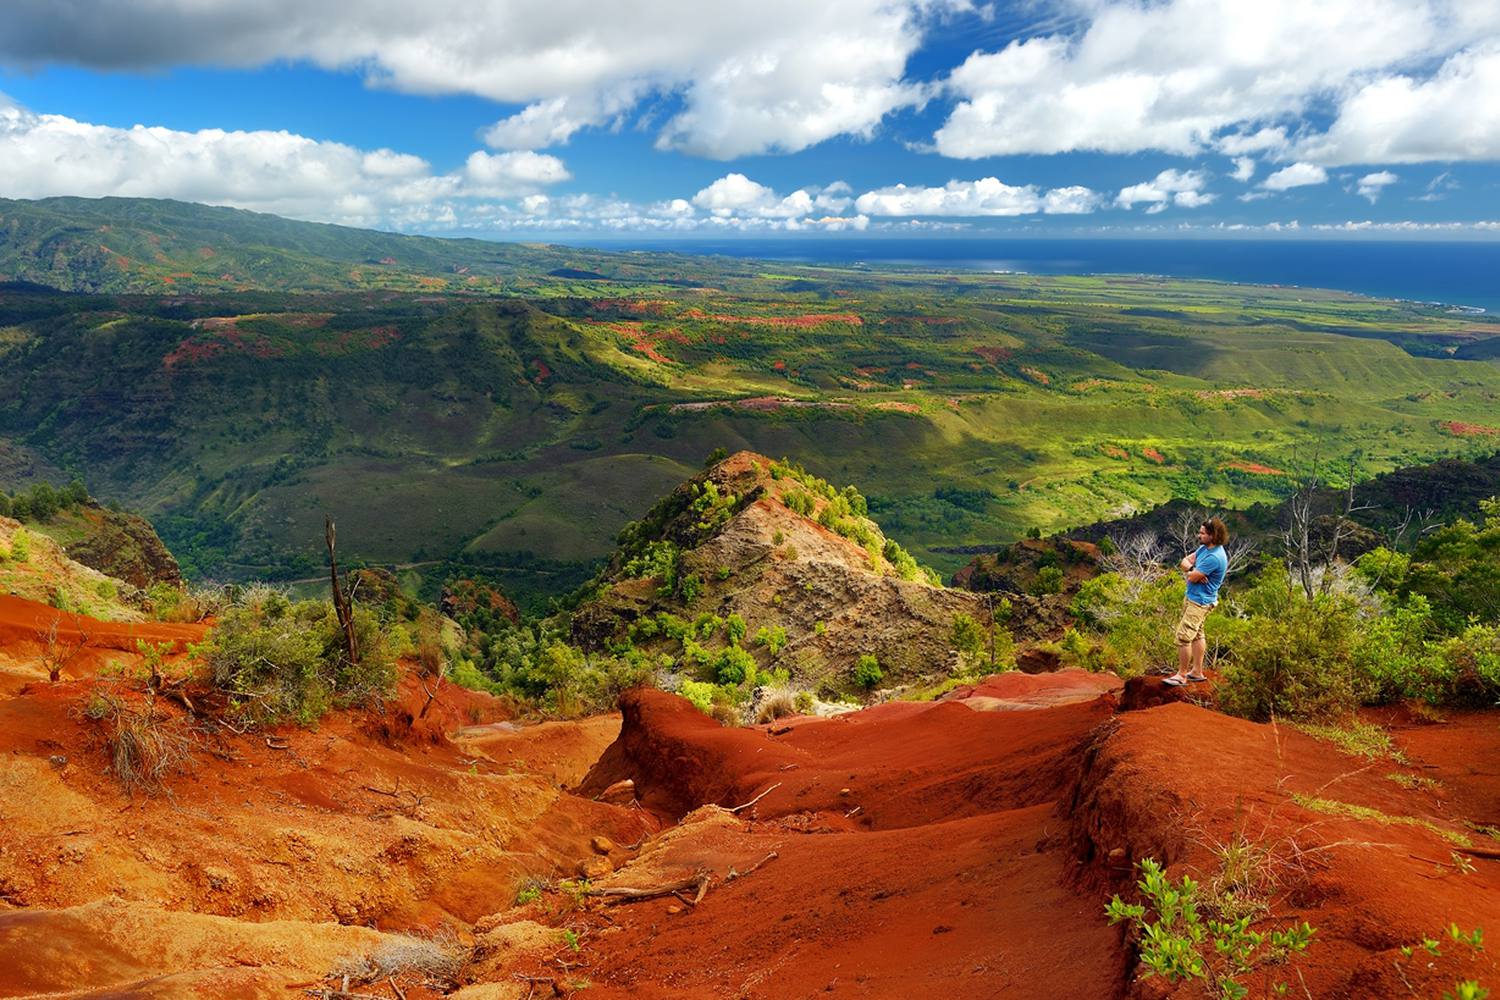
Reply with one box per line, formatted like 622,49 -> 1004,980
855,177 -> 1041,216
1263,162 -> 1328,191
0,0 -> 971,160
1312,219 -> 1500,232
1355,170 -> 1398,203
1042,185 -> 1103,215
1294,43 -> 1500,165
0,102 -> 567,227
931,0 -> 1496,162
1230,157 -> 1257,183
463,150 -> 571,196
1115,169 -> 1214,212
850,177 -> 1102,217
692,173 -> 814,218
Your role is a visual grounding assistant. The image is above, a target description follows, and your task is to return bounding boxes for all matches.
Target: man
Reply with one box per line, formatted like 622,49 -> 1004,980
1164,517 -> 1229,686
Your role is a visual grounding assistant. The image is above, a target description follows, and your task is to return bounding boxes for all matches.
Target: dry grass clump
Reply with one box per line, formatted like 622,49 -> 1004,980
81,690 -> 195,795
754,688 -> 798,724
330,931 -> 468,988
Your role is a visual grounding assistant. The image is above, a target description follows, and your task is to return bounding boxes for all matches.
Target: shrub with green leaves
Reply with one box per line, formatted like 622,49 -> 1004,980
755,625 -> 788,656
1217,564 -> 1362,721
197,586 -> 397,726
713,645 -> 756,685
1107,857 -> 1315,1000
854,653 -> 882,689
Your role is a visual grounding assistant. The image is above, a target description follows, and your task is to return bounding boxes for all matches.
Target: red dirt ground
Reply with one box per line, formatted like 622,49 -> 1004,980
2,595 -> 1498,997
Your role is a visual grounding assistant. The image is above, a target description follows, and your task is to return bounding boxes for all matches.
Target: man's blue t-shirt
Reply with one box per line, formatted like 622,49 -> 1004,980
1186,545 -> 1227,606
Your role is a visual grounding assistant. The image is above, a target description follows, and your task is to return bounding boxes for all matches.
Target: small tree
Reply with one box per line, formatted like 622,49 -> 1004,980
854,654 -> 882,689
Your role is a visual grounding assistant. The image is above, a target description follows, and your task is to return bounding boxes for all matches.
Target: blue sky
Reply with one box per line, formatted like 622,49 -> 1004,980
0,1 -> 1496,238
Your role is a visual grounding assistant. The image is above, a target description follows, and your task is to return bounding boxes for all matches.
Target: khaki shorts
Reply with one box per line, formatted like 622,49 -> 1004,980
1175,599 -> 1214,645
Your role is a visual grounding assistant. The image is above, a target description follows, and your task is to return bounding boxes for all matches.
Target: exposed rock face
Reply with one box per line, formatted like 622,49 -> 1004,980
62,504 -> 181,589
573,451 -> 989,689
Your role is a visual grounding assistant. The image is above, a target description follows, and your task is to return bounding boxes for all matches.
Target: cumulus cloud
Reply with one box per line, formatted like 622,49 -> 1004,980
1230,157 -> 1257,183
856,177 -> 1039,216
852,177 -> 1101,216
0,0 -> 971,160
1042,185 -> 1104,215
1115,169 -> 1214,213
1355,170 -> 1399,203
1262,162 -> 1328,191
0,101 -> 567,227
931,0 -> 1498,163
1294,43 -> 1500,165
692,173 -> 814,218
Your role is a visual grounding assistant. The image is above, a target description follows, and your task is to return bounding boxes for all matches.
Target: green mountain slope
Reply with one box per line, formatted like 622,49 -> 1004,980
2,196 -> 1499,595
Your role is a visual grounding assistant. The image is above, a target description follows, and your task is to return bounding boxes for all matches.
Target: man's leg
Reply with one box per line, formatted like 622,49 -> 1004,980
1189,636 -> 1207,678
1175,641 -> 1192,678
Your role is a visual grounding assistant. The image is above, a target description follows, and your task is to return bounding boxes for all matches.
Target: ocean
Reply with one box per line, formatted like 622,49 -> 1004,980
570,237 -> 1500,315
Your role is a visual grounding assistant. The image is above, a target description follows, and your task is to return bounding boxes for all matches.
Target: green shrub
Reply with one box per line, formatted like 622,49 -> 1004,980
1217,565 -> 1361,721
680,679 -> 716,713
451,656 -> 505,695
1070,572 -> 1185,676
755,625 -> 788,656
1350,595 -> 1438,703
854,653 -> 882,689
9,527 -> 31,563
725,613 -> 747,647
1106,857 -> 1315,999
713,645 -> 756,685
1032,565 -> 1065,596
198,586 -> 397,726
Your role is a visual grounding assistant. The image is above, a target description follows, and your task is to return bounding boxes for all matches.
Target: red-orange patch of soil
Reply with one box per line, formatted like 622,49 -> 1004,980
557,686 -> 1127,997
1223,459 -> 1286,475
1141,447 -> 1167,463
1443,420 -> 1500,437
1020,365 -> 1050,385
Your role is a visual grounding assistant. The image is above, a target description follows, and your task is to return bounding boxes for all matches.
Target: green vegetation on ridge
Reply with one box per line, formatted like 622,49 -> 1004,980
4,197 -> 1500,601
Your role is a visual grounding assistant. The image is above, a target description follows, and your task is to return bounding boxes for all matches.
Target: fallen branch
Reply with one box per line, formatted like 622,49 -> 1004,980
387,977 -> 406,1000
265,736 -> 291,751
363,781 -> 403,798
728,782 -> 781,814
1456,846 -> 1500,861
585,870 -> 711,904
724,850 -> 779,884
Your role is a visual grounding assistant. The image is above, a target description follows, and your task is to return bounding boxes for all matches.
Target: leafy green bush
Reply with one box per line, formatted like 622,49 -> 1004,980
197,586 -> 397,726
713,645 -> 756,685
1106,857 -> 1315,1000
8,527 -> 31,563
725,613 -> 747,647
854,653 -> 882,689
1032,565 -> 1065,596
1217,564 -> 1362,721
1401,500 -> 1500,635
754,625 -> 788,656
1070,572 -> 1185,676
679,679 -> 716,714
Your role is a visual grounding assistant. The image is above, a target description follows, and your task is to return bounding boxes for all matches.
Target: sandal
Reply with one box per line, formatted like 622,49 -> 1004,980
1186,674 -> 1209,683
1162,676 -> 1187,687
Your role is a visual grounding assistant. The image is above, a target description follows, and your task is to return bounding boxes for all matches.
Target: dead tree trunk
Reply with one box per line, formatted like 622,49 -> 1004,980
325,517 -> 359,665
